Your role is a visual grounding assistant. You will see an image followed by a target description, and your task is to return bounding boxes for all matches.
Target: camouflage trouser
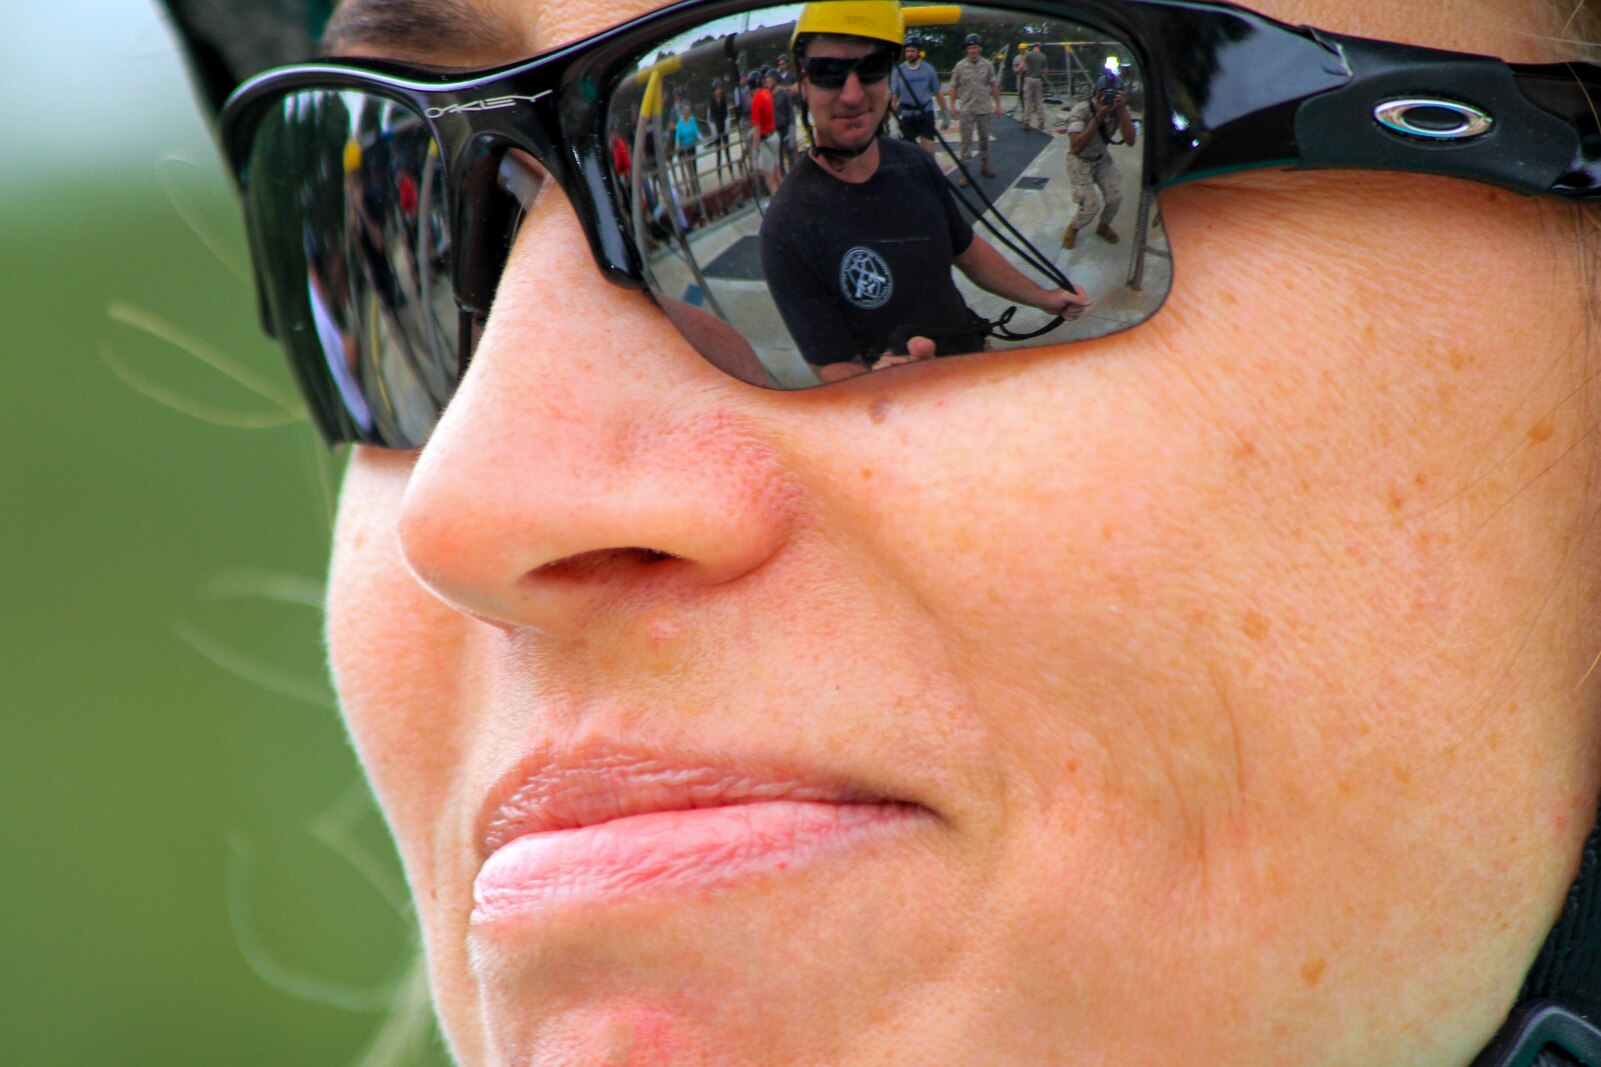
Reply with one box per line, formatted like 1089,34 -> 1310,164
1066,152 -> 1121,232
958,109 -> 993,162
1022,77 -> 1046,128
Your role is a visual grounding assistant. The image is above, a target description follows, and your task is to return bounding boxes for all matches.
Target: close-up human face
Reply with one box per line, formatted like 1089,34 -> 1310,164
266,0 -> 1601,1064
800,37 -> 893,152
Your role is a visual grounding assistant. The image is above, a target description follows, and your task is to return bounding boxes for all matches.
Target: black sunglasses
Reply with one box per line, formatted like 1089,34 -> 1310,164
219,0 -> 1600,449
802,47 -> 900,89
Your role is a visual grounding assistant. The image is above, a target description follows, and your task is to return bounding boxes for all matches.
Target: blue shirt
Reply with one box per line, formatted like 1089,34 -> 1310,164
892,61 -> 942,112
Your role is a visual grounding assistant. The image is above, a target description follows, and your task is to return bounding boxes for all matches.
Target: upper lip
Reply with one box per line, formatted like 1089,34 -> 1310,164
477,745 -> 897,860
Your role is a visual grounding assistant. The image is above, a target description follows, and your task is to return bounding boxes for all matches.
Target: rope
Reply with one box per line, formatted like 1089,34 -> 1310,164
896,72 -> 1075,344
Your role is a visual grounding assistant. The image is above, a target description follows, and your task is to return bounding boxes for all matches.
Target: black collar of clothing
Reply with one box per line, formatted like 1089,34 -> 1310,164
1476,793 -> 1601,1065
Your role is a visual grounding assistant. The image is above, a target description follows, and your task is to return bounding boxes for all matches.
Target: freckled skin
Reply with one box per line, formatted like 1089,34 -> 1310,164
322,0 -> 1601,1065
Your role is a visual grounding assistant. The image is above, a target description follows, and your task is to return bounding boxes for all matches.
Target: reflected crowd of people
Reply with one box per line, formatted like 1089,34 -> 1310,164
611,7 -> 1159,386
618,22 -> 1145,269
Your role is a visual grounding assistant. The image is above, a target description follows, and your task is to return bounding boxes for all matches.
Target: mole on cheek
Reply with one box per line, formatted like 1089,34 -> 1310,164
869,396 -> 892,425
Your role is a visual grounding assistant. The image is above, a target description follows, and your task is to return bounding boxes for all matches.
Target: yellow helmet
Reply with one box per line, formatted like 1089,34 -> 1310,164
790,1 -> 905,51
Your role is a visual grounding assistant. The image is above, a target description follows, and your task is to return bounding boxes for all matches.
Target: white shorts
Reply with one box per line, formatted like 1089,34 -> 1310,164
755,133 -> 780,172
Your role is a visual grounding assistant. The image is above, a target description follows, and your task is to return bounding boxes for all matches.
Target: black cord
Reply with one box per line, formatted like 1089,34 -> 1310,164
896,72 -> 1077,331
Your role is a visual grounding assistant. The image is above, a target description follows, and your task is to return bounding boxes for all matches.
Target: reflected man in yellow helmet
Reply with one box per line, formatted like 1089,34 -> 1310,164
759,2 -> 1088,382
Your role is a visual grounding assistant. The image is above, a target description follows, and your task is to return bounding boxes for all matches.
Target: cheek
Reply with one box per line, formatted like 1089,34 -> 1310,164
327,451 -> 469,880
773,176 -> 1596,1057
1249,0 -> 1571,60
798,172 -> 1593,807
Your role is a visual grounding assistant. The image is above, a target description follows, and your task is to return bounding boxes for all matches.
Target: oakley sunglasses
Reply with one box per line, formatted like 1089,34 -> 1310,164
803,46 -> 901,89
219,0 -> 1601,449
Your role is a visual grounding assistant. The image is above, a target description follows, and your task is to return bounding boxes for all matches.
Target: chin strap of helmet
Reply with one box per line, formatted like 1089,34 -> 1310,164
807,130 -> 879,171
1473,797 -> 1601,1067
796,83 -> 887,173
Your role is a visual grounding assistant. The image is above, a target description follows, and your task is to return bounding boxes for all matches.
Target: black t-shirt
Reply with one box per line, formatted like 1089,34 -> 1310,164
772,87 -> 794,133
759,138 -> 976,367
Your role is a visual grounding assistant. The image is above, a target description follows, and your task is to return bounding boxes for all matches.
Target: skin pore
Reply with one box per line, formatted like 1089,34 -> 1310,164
323,1 -> 1601,1064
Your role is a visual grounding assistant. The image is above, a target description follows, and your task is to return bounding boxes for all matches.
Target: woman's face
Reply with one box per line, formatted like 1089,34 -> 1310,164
325,1 -> 1601,1063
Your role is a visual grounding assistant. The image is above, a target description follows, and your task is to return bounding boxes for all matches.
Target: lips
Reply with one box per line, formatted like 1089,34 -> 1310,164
471,750 -> 927,923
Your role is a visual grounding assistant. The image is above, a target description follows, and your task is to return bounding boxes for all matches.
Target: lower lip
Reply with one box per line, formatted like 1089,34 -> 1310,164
472,801 -> 918,923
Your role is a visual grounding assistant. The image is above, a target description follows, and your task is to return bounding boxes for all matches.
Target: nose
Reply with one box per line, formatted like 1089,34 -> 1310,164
395,173 -> 795,635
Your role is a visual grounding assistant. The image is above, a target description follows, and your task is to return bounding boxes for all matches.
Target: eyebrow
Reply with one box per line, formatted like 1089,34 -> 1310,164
320,0 -> 506,58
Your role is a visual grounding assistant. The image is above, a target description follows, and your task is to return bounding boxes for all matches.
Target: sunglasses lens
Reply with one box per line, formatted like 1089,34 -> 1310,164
243,88 -> 459,448
803,58 -> 855,90
235,2 -> 1168,447
608,1 -> 1166,391
854,50 -> 896,84
802,50 -> 894,90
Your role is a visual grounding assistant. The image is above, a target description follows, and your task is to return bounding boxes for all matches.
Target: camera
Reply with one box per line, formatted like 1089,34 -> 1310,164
1095,73 -> 1121,108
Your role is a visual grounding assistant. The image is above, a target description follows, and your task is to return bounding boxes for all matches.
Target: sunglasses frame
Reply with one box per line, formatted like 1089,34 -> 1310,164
219,0 -> 1601,444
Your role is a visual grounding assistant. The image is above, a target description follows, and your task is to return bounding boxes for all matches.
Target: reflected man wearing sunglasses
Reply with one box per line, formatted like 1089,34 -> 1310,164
760,7 -> 1088,382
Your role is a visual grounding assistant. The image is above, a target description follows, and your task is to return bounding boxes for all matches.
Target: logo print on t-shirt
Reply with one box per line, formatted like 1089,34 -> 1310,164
839,247 -> 893,310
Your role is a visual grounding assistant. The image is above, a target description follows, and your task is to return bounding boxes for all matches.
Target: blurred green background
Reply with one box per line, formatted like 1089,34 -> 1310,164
3,5 -> 447,1064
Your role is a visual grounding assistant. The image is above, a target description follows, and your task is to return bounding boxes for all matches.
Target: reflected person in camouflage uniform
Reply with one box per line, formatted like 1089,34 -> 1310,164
950,34 -> 999,184
1061,80 -> 1136,249
1019,44 -> 1048,130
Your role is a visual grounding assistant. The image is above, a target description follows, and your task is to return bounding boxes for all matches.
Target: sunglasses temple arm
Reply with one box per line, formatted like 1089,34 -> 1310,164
1290,32 -> 1590,197
1156,21 -> 1597,199
1508,62 -> 1601,198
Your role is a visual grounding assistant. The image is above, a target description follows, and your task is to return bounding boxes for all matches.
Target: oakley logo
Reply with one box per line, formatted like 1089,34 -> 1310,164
425,91 -> 552,119
1373,98 -> 1493,140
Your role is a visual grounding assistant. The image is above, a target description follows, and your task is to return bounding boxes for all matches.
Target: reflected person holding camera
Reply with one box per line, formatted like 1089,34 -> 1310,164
1062,66 -> 1136,249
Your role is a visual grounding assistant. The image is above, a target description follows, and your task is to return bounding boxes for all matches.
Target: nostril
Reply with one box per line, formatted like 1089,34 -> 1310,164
525,547 -> 677,584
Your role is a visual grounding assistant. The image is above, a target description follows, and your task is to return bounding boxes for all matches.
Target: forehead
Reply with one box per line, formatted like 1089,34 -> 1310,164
804,35 -> 884,60
325,0 -> 1564,67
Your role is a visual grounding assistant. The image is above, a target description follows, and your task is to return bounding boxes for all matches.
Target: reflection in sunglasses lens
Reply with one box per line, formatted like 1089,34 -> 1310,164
246,89 -> 457,447
240,1 -> 1174,449
610,2 -> 1169,389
